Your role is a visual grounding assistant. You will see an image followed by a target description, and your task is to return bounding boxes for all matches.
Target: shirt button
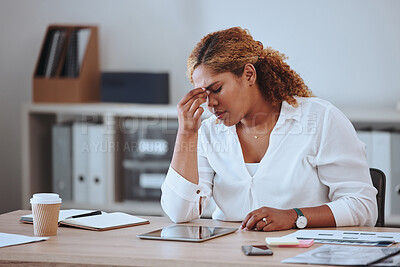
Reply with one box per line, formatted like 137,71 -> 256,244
196,190 -> 200,194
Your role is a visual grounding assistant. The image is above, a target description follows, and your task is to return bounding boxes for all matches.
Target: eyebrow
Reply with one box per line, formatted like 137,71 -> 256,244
205,81 -> 219,91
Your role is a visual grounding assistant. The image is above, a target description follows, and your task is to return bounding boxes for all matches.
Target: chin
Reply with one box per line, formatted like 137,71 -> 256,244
223,121 -> 236,127
220,116 -> 238,127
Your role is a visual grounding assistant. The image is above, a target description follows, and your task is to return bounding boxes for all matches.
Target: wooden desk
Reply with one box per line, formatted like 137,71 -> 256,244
0,210 -> 399,267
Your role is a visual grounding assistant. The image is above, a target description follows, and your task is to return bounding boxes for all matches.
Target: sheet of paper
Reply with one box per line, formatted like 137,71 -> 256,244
283,230 -> 400,245
282,244 -> 400,266
0,233 -> 48,248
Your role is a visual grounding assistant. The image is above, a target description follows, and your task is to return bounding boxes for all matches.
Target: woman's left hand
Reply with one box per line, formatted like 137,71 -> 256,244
240,207 -> 298,232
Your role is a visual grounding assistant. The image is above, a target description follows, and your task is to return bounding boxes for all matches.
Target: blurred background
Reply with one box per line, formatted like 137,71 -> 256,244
0,0 -> 399,214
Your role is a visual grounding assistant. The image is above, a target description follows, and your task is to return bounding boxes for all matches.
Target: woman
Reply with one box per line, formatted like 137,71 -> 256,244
161,27 -> 377,231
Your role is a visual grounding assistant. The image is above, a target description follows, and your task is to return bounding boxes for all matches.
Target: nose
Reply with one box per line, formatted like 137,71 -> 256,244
207,93 -> 218,109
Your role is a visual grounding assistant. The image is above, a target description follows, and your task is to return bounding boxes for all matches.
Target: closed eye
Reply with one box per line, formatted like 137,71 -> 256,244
212,86 -> 222,93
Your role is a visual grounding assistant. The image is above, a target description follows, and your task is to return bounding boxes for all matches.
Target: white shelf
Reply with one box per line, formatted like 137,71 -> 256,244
341,107 -> 400,123
22,102 -> 178,117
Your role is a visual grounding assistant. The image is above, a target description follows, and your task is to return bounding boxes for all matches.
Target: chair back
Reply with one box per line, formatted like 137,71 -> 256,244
370,168 -> 386,227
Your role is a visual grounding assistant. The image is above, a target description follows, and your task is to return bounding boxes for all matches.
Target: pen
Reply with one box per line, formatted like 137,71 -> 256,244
65,210 -> 102,220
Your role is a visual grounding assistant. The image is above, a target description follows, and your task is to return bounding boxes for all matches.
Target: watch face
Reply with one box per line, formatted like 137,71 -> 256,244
296,216 -> 307,229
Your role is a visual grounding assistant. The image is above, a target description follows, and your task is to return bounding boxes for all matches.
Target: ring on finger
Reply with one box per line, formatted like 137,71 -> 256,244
262,217 -> 268,225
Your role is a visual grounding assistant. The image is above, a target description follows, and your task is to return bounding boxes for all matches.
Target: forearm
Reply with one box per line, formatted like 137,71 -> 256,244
298,204 -> 336,228
170,132 -> 200,185
241,204 -> 336,231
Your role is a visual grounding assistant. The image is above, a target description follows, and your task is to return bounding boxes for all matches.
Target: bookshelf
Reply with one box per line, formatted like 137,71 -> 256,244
21,103 -> 400,224
22,103 -> 174,216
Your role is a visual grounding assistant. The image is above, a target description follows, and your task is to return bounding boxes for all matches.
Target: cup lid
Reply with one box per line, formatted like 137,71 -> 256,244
30,193 -> 62,204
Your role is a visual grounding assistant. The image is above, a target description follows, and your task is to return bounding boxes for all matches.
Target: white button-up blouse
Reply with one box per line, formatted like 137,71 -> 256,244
161,97 -> 378,226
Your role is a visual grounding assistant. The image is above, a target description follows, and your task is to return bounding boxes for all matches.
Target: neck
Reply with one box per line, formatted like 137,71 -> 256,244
239,99 -> 281,133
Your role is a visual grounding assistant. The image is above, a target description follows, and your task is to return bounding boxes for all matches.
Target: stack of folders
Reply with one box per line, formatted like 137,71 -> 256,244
52,122 -> 108,205
37,28 -> 91,78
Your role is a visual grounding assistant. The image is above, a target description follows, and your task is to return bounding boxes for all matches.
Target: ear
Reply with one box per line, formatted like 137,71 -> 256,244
242,63 -> 257,86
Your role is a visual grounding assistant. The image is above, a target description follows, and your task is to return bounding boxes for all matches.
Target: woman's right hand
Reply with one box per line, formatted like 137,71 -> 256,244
176,87 -> 209,135
170,88 -> 209,184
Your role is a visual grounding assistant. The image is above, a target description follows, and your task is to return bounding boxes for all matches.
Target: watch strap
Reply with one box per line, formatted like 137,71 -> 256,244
293,208 -> 304,217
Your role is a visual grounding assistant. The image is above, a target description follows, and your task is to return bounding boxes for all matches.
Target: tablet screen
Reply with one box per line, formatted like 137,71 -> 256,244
137,225 -> 237,242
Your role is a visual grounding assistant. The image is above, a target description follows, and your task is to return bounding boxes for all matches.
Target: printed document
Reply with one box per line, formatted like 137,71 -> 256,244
0,233 -> 48,248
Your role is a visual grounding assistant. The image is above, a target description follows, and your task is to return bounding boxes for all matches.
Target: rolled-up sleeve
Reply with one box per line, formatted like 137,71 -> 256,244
314,106 -> 378,226
161,166 -> 202,223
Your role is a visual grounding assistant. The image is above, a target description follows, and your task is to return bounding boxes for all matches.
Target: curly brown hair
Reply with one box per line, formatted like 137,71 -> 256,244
187,27 -> 313,107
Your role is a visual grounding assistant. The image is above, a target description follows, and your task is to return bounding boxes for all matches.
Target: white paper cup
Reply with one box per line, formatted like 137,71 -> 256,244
30,193 -> 62,236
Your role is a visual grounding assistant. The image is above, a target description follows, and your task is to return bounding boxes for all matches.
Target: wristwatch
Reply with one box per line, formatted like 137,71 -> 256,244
293,208 -> 308,229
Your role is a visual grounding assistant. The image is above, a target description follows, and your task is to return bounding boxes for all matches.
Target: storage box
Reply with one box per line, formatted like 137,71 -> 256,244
101,72 -> 169,104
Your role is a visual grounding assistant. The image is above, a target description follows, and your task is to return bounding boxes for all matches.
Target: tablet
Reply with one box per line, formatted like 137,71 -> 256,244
137,225 -> 238,242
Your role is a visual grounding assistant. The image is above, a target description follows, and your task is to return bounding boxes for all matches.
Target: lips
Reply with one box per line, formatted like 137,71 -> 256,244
214,111 -> 226,120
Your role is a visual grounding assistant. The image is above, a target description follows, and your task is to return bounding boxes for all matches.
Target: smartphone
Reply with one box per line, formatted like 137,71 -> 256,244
241,245 -> 273,256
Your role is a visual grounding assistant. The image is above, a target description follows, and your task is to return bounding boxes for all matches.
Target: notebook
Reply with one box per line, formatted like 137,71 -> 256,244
20,209 -> 149,231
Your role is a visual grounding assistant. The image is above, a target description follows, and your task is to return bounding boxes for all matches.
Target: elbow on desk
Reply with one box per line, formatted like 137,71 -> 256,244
166,214 -> 189,224
329,195 -> 378,227
359,198 -> 379,227
160,197 -> 197,223
351,189 -> 379,227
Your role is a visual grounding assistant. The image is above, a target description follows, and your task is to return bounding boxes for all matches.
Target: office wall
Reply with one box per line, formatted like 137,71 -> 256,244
0,0 -> 399,213
196,0 -> 400,108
